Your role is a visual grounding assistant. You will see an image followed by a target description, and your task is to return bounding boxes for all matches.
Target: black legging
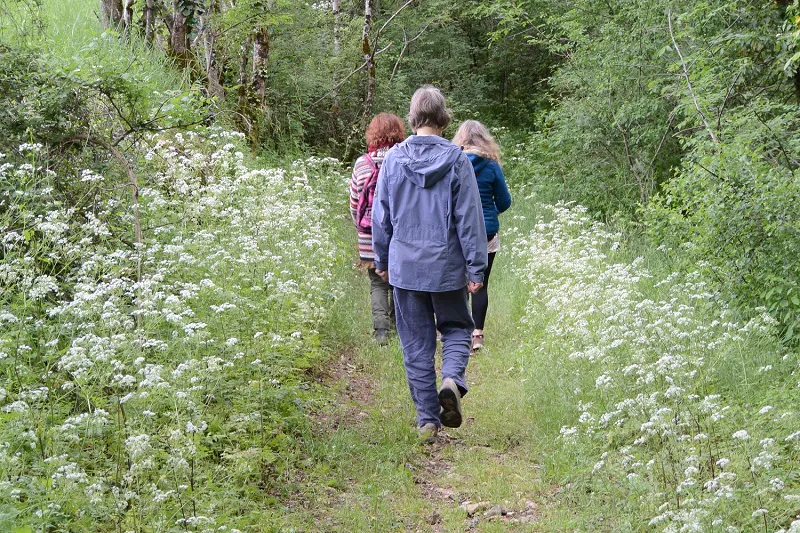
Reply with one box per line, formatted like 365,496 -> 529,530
471,251 -> 496,330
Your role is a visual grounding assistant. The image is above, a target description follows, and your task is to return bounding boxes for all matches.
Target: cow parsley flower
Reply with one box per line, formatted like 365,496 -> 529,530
732,430 -> 749,440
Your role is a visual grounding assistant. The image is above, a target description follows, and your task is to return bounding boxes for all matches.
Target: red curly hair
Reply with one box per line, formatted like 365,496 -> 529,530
366,113 -> 406,151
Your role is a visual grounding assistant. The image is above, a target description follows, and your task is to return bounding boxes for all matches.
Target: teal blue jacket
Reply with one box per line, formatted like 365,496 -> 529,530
467,153 -> 512,235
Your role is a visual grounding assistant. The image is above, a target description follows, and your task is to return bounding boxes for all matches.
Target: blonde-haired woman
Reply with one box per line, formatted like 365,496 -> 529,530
453,120 -> 512,351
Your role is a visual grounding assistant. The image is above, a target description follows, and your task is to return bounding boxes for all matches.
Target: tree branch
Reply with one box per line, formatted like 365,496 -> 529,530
717,69 -> 743,130
372,0 -> 415,57
313,43 -> 393,105
390,21 -> 433,83
668,9 -> 719,144
753,111 -> 798,172
649,110 -> 677,174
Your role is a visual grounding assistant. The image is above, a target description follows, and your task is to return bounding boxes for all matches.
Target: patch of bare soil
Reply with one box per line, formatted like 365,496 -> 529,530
408,432 -> 544,531
311,348 -> 375,431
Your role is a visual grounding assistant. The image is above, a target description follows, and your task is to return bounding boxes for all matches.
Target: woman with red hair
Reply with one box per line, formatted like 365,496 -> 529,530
349,113 -> 406,345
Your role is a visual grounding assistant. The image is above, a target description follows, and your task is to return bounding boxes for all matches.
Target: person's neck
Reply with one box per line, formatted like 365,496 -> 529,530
415,126 -> 442,136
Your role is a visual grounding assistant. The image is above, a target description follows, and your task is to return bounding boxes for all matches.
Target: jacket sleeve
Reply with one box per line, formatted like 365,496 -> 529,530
453,155 -> 488,284
492,161 -> 512,214
371,164 -> 392,271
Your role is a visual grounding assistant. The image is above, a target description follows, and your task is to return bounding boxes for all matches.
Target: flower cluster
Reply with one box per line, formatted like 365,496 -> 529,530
0,129 -> 348,529
508,203 -> 800,531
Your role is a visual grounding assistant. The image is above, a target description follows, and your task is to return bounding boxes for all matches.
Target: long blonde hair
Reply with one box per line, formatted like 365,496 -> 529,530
452,120 -> 501,163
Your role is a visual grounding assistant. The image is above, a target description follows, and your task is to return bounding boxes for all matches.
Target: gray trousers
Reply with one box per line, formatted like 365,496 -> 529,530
393,287 -> 473,427
368,268 -> 394,330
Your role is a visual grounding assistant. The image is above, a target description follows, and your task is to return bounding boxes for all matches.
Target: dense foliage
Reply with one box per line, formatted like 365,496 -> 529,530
489,0 -> 800,336
0,131 -> 348,529
32,0 -> 554,155
507,202 -> 800,531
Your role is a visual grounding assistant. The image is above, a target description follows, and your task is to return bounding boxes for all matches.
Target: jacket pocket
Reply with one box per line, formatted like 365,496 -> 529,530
394,223 -> 447,246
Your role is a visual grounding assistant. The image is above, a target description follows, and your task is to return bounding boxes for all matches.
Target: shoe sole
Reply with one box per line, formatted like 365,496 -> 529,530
438,385 -> 462,428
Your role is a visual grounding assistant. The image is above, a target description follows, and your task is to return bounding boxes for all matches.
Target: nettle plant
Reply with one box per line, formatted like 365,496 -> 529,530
508,204 -> 800,531
0,131 -> 346,530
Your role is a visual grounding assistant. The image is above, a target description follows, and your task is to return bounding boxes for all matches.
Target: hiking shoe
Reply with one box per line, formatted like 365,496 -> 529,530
438,378 -> 463,428
374,328 -> 388,346
471,333 -> 484,352
418,423 -> 438,444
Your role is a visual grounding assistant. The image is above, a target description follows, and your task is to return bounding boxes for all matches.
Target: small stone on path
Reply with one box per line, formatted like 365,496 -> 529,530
433,486 -> 456,500
484,505 -> 507,518
461,501 -> 492,516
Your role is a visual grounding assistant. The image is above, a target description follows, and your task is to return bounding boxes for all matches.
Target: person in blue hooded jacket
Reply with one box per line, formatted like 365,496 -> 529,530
372,86 -> 488,443
452,120 -> 512,351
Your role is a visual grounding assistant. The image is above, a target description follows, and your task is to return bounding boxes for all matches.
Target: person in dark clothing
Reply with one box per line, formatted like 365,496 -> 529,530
452,120 -> 512,351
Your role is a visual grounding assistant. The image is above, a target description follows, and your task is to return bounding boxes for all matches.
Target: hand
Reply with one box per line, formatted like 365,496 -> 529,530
467,281 -> 484,294
375,269 -> 389,283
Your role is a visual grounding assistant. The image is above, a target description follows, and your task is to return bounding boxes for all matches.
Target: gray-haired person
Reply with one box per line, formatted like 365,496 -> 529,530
371,86 -> 488,443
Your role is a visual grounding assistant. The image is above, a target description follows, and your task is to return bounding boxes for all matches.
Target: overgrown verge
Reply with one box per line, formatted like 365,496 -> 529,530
505,203 -> 800,531
498,0 -> 800,339
0,130 -> 353,530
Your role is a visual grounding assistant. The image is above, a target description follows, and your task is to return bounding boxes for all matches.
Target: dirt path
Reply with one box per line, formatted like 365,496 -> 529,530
294,254 -> 557,532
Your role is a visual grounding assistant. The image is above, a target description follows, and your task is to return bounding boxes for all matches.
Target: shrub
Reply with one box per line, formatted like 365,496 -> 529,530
647,102 -> 800,342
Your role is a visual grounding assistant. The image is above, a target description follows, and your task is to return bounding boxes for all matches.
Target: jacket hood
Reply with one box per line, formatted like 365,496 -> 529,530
393,135 -> 462,188
466,152 -> 491,174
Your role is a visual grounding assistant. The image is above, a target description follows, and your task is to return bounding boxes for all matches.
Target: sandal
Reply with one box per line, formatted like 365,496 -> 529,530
471,333 -> 484,351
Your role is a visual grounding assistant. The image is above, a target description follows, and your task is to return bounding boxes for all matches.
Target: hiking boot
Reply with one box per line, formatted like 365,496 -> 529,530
374,328 -> 389,346
471,333 -> 484,352
438,378 -> 463,428
418,423 -> 438,444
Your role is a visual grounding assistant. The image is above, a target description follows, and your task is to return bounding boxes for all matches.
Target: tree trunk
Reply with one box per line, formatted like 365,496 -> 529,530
143,0 -> 156,44
100,0 -> 124,29
200,0 -> 225,99
237,37 -> 251,119
121,0 -> 133,34
167,0 -> 194,69
362,0 -> 375,125
204,36 -> 225,100
333,0 -> 342,54
252,27 -> 270,107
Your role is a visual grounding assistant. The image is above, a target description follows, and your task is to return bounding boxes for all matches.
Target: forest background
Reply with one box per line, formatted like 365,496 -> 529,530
1,0 -> 800,530
3,0 -> 800,336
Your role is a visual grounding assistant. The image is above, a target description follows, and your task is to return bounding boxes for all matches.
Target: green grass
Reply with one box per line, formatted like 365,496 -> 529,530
289,210 -> 566,531
1,0 -> 190,95
290,195 -> 798,532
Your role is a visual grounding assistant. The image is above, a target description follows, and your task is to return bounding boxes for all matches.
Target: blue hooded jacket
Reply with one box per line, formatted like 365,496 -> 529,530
466,152 -> 512,236
371,135 -> 488,292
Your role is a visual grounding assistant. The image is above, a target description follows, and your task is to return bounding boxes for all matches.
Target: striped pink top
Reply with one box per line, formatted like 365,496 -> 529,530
349,147 -> 390,261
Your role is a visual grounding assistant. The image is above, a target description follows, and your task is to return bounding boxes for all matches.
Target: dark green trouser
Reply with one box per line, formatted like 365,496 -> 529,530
368,268 -> 394,330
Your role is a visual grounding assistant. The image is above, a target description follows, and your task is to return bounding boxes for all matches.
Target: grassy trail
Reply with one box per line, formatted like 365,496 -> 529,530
288,202 -> 797,533
291,249 -> 561,532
